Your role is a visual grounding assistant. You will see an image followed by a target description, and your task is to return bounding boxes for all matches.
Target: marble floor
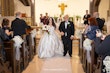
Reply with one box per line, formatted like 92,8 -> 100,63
22,38 -> 85,73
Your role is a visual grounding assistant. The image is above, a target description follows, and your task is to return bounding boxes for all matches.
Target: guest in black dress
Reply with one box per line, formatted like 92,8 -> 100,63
95,30 -> 110,73
0,27 -> 10,62
2,18 -> 13,40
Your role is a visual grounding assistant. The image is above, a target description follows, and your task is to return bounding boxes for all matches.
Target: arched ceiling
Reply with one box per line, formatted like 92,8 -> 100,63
19,0 -> 31,6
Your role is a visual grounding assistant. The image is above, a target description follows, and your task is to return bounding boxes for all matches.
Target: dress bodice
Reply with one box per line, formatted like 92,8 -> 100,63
44,26 -> 55,35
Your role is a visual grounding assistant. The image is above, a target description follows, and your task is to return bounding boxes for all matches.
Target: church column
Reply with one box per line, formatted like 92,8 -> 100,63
94,0 -> 101,12
31,0 -> 35,26
89,0 -> 94,15
108,0 -> 110,17
89,0 -> 101,15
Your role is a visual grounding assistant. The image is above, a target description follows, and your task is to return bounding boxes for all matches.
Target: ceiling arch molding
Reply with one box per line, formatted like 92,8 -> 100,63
19,0 -> 31,6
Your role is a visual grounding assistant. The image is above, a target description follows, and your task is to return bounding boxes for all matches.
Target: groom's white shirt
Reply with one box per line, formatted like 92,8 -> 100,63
65,21 -> 68,36
65,21 -> 68,29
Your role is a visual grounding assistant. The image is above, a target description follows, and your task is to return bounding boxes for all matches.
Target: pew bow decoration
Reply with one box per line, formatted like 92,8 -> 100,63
12,36 -> 24,61
103,56 -> 110,73
30,29 -> 37,46
83,38 -> 92,63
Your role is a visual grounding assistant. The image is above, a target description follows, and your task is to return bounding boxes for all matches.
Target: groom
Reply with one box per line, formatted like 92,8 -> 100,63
59,14 -> 75,57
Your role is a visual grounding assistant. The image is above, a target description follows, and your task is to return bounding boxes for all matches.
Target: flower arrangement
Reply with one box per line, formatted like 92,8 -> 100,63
103,56 -> 110,73
76,15 -> 81,21
67,22 -> 71,27
42,25 -> 50,34
67,22 -> 70,25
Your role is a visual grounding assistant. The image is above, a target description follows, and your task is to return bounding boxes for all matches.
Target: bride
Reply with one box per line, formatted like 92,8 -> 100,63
38,17 -> 64,58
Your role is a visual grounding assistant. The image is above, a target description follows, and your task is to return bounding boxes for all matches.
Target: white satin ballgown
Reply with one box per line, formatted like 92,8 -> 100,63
38,26 -> 64,58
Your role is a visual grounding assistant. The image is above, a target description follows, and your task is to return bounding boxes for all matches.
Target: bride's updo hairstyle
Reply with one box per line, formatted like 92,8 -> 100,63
47,17 -> 56,29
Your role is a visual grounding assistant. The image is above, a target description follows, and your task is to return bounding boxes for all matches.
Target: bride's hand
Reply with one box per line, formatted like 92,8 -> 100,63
60,32 -> 64,36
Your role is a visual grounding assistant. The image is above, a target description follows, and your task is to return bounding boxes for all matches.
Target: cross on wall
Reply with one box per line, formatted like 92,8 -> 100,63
58,3 -> 67,15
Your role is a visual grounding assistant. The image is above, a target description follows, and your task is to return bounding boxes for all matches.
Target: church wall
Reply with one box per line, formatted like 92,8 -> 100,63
35,0 -> 90,24
0,0 -> 31,27
99,0 -> 109,21
14,0 -> 31,17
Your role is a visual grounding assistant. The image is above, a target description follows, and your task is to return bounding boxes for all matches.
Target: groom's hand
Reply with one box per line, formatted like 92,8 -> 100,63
70,35 -> 74,40
60,32 -> 64,36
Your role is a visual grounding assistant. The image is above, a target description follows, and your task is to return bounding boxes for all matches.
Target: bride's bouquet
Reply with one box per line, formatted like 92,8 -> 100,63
42,25 -> 50,34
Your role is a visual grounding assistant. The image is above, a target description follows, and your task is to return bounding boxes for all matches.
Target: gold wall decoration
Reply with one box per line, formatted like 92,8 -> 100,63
58,3 -> 67,15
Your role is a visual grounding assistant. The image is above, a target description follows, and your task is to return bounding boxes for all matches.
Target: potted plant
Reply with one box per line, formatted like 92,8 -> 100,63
76,15 -> 81,21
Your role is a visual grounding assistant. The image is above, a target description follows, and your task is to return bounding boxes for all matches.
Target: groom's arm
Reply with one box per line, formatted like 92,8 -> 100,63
59,22 -> 64,36
59,22 -> 62,32
71,22 -> 75,35
70,22 -> 75,40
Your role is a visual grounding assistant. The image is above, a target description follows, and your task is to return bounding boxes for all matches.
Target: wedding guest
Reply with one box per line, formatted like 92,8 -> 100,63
40,14 -> 44,23
83,10 -> 91,25
11,12 -> 30,36
83,17 -> 99,63
84,17 -> 99,40
57,14 -> 63,23
43,12 -> 49,25
93,12 -> 105,31
2,18 -> 13,40
0,27 -> 10,62
95,30 -> 110,73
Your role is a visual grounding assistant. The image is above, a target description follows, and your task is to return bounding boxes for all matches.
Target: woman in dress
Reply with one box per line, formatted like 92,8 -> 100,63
2,18 -> 13,40
38,17 -> 64,58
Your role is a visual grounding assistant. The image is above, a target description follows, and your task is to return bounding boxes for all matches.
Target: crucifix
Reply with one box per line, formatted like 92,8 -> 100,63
58,3 -> 67,15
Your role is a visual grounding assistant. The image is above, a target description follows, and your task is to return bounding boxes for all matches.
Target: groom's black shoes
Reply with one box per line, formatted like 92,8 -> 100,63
63,54 -> 66,56
70,55 -> 72,57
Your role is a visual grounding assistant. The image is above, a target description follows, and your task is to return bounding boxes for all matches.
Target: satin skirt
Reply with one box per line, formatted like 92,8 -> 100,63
38,32 -> 64,58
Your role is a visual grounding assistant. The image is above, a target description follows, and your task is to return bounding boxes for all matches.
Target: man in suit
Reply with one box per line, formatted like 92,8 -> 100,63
93,12 -> 105,31
83,10 -> 91,25
11,12 -> 30,36
59,15 -> 75,57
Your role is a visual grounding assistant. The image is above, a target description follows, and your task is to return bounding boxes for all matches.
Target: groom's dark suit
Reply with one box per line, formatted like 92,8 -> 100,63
59,21 -> 75,56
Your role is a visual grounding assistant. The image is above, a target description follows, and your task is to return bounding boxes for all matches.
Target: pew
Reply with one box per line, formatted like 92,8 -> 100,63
80,33 -> 87,72
94,56 -> 102,73
21,35 -> 29,69
79,33 -> 102,73
4,40 -> 24,73
0,57 -> 11,73
26,28 -> 36,61
1,28 -> 37,73
0,45 -> 11,73
80,33 -> 86,63
87,41 -> 102,73
4,40 -> 17,73
28,33 -> 34,61
86,41 -> 95,73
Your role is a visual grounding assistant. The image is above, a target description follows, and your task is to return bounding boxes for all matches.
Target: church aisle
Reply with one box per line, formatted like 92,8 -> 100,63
22,54 -> 72,73
22,40 -> 85,73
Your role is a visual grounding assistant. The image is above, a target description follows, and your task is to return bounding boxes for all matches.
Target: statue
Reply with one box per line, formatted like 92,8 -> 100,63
58,3 -> 67,15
